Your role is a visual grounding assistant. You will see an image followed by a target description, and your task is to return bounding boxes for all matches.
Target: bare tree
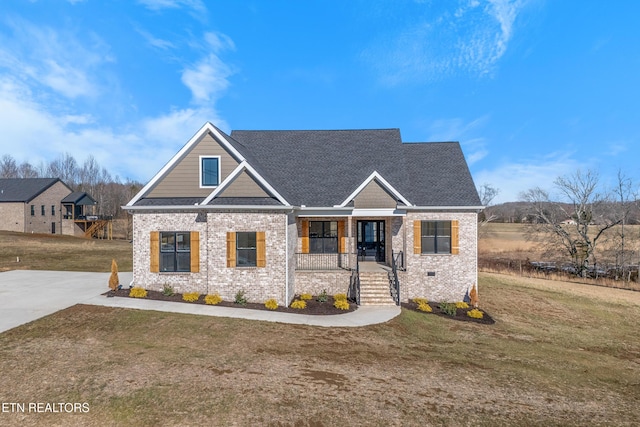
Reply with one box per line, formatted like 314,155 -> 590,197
607,171 -> 638,281
521,169 -> 621,277
477,183 -> 500,225
0,155 -> 19,178
18,162 -> 40,178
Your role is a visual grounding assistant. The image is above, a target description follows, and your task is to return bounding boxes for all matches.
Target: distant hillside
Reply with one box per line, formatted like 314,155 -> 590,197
484,201 -> 640,224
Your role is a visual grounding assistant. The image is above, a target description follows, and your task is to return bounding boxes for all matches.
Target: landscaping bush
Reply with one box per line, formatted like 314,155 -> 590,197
333,299 -> 350,310
467,308 -> 484,319
129,287 -> 147,298
300,293 -> 313,301
417,302 -> 432,312
162,284 -> 175,296
455,301 -> 469,309
316,289 -> 328,303
182,292 -> 200,303
264,299 -> 278,310
205,294 -> 222,305
290,299 -> 306,309
439,302 -> 458,316
234,290 -> 247,306
334,293 -> 347,301
412,297 -> 428,305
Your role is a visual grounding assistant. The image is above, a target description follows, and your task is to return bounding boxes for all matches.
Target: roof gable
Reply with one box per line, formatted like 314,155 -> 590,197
337,171 -> 412,208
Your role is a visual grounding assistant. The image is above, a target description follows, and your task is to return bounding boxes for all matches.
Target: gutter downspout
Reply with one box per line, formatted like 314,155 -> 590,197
284,214 -> 289,306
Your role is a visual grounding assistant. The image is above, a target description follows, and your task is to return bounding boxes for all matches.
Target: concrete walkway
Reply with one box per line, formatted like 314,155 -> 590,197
0,270 -> 401,333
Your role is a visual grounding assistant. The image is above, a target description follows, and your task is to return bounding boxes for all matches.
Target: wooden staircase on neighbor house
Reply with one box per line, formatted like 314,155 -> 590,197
358,270 -> 396,306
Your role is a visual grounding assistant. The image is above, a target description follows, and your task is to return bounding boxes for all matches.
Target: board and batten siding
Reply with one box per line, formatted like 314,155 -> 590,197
147,132 -> 241,198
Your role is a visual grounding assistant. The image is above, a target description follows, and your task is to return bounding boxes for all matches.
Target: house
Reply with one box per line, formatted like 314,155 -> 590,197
125,122 -> 483,306
0,178 -> 72,234
0,178 -> 109,238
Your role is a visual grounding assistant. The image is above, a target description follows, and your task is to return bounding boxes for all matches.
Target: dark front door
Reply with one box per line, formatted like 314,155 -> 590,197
357,220 -> 385,262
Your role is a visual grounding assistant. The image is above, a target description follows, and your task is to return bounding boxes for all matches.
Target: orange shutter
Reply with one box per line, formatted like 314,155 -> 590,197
451,220 -> 459,255
413,221 -> 422,254
150,231 -> 159,272
226,232 -> 236,268
337,221 -> 346,253
301,219 -> 309,254
190,232 -> 200,273
256,231 -> 266,267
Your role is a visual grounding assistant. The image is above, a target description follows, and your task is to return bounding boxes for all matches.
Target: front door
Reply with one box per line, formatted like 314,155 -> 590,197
357,220 -> 385,262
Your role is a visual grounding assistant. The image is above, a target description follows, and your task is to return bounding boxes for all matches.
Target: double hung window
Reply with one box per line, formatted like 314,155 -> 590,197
160,232 -> 191,272
236,232 -> 257,267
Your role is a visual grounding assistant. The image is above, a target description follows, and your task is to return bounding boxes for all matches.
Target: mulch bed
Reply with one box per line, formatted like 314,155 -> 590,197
401,301 -> 495,325
105,289 -> 357,315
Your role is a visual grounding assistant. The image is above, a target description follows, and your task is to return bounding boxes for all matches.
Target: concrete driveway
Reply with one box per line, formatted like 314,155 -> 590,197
0,270 -> 132,334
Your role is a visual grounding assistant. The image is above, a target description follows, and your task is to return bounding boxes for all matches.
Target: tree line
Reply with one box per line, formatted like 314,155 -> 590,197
0,153 -> 142,219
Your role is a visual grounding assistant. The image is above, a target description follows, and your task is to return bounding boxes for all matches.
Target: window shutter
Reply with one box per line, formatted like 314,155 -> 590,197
337,221 -> 346,253
301,219 -> 309,254
150,231 -> 159,272
256,231 -> 266,267
190,232 -> 200,273
413,221 -> 421,254
451,220 -> 459,255
226,232 -> 236,268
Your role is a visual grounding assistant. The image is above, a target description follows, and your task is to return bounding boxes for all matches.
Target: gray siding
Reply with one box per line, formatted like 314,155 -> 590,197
217,170 -> 270,198
148,132 -> 241,198
354,180 -> 397,209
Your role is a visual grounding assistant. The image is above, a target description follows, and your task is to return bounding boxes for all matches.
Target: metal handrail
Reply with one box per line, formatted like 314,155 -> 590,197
348,254 -> 361,305
390,250 -> 401,305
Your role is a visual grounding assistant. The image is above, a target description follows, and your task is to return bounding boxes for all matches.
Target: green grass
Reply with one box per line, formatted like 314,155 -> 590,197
1,274 -> 639,426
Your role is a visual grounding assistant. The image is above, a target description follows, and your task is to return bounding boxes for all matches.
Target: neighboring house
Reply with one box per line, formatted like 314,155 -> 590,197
125,122 -> 483,306
0,178 -> 108,238
0,178 -> 72,234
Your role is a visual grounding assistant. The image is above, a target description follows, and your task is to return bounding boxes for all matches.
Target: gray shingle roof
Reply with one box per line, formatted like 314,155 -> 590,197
0,178 -> 65,203
229,129 -> 481,207
61,192 -> 96,205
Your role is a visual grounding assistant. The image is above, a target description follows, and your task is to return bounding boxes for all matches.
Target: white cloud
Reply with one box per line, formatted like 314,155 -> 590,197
137,0 -> 206,14
364,0 -> 528,84
426,116 -> 490,164
136,28 -> 176,50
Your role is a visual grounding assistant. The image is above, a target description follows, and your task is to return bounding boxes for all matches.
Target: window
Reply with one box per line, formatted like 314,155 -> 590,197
160,232 -> 191,272
41,205 -> 45,216
51,205 -> 56,216
236,232 -> 257,267
421,221 -> 451,254
30,205 -> 35,216
200,156 -> 220,187
309,221 -> 338,253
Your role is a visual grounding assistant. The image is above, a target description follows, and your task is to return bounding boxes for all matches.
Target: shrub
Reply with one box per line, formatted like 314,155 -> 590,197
417,302 -> 432,312
412,297 -> 428,305
264,299 -> 278,310
467,308 -> 484,319
333,293 -> 347,301
108,259 -> 119,291
316,289 -> 328,303
300,293 -> 313,301
439,302 -> 457,316
129,287 -> 147,298
205,294 -> 222,305
182,292 -> 200,303
234,290 -> 247,306
161,284 -> 175,296
334,299 -> 350,310
290,299 -> 307,309
455,301 -> 469,309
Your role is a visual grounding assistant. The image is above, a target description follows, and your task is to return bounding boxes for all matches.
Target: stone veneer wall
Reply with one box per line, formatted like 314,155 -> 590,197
294,270 -> 352,296
402,211 -> 477,303
132,210 -> 290,305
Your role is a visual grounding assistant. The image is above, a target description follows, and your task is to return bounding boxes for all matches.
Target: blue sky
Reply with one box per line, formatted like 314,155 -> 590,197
1,0 -> 638,203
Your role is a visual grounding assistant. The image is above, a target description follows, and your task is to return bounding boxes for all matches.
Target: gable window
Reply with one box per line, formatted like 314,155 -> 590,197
309,221 -> 338,253
160,232 -> 191,272
41,205 -> 45,216
200,156 -> 220,187
31,205 -> 35,216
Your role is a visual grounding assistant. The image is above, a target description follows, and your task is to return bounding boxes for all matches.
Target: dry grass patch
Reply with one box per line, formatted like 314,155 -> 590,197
1,274 -> 639,426
0,231 -> 132,272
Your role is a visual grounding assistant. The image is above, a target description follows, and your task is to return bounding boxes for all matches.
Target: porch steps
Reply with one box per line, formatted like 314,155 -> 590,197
358,271 -> 396,306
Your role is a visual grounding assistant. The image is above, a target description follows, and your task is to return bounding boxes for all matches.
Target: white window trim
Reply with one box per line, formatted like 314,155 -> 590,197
199,155 -> 221,188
